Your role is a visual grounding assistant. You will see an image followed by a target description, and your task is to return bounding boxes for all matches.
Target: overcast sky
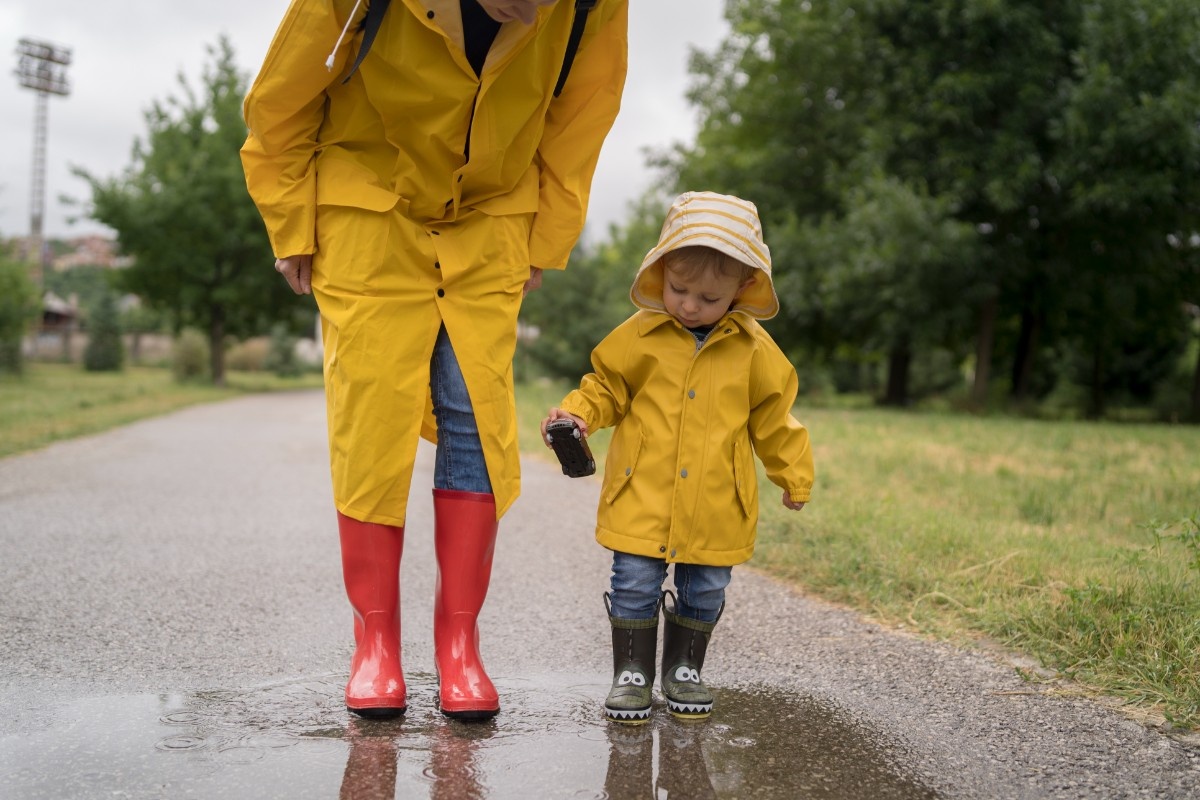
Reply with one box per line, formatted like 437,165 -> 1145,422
0,1 -> 727,243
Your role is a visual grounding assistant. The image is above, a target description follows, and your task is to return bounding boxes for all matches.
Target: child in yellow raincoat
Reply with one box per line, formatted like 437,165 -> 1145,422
541,191 -> 814,722
241,0 -> 627,721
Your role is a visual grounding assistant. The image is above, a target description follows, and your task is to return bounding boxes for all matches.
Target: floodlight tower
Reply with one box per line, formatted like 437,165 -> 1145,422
14,38 -> 71,289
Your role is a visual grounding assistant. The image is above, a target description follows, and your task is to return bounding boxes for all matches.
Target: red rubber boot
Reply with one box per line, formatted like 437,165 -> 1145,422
338,511 -> 407,718
432,489 -> 500,720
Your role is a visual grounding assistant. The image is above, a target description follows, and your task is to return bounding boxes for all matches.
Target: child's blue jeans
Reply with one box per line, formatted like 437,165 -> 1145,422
430,326 -> 492,494
609,551 -> 732,623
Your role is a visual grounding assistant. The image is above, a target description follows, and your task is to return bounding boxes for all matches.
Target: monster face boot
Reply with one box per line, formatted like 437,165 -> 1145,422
604,594 -> 659,724
660,591 -> 722,719
338,512 -> 407,718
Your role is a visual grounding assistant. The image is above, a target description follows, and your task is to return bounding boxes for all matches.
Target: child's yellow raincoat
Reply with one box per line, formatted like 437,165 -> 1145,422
241,0 -> 628,526
560,192 -> 814,566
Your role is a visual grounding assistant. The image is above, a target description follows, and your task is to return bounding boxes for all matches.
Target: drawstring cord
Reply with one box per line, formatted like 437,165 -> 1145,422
325,0 -> 366,71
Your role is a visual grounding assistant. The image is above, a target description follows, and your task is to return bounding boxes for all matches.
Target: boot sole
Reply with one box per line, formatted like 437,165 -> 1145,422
347,705 -> 407,719
604,706 -> 652,724
440,706 -> 500,721
666,699 -> 712,719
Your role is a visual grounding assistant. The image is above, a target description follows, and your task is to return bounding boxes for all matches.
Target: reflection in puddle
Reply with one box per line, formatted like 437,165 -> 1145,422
0,675 -> 936,799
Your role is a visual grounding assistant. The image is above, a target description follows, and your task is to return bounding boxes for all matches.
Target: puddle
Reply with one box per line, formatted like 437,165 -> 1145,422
0,674 -> 937,799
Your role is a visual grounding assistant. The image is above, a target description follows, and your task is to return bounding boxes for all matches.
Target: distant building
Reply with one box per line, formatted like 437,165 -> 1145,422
51,235 -> 132,271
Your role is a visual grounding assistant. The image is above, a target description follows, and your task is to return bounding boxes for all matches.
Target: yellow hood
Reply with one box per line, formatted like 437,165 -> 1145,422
630,191 -> 779,320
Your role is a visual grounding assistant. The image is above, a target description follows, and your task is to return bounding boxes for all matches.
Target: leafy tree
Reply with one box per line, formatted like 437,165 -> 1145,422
663,0 -> 1200,416
83,288 -> 125,372
521,190 -> 666,378
1048,0 -> 1200,417
0,255 -> 39,374
76,37 -> 301,386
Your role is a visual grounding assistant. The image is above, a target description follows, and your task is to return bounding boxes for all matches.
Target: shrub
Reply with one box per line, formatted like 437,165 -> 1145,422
172,328 -> 210,382
83,290 -> 125,372
264,323 -> 300,377
0,256 -> 39,375
226,337 -> 270,371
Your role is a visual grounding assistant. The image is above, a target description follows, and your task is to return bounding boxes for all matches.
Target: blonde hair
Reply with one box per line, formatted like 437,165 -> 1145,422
662,246 -> 756,284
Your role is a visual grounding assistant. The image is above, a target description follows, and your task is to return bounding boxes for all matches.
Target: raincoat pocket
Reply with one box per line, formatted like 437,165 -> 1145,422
604,426 -> 644,505
316,155 -> 407,214
733,437 -> 758,519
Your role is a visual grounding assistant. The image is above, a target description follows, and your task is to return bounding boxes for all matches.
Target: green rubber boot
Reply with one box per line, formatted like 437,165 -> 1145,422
660,591 -> 722,719
604,594 -> 659,724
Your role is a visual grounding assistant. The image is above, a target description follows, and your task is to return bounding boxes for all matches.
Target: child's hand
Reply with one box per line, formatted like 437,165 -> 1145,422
540,408 -> 589,447
782,491 -> 806,511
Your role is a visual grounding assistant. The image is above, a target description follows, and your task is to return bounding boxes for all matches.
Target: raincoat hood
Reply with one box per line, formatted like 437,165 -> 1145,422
631,191 -> 779,320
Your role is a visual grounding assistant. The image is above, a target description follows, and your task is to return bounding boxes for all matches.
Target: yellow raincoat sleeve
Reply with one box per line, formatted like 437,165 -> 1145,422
240,0 -> 362,258
559,319 -> 635,432
529,0 -> 629,271
748,339 -> 815,503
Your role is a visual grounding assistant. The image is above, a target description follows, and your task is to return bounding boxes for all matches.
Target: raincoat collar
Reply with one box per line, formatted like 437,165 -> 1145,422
635,308 -> 750,338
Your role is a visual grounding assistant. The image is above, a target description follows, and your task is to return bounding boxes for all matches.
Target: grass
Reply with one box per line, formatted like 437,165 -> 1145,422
0,362 -> 322,458
516,378 -> 1200,731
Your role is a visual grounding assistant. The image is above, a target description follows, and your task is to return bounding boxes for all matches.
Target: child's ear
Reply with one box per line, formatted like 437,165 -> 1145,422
734,276 -> 757,299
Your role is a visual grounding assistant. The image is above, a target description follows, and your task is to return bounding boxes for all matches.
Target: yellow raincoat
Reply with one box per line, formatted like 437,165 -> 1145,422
559,192 -> 814,566
241,0 -> 628,526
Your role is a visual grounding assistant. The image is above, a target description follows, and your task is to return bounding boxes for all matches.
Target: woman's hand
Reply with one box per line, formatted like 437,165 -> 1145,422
523,266 -> 543,296
275,255 -> 313,296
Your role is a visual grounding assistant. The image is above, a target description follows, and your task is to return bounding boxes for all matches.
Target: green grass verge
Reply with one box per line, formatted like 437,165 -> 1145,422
0,362 -> 322,459
517,379 -> 1200,730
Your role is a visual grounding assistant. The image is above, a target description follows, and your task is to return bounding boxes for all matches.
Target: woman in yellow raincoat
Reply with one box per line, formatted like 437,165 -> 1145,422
241,0 -> 628,720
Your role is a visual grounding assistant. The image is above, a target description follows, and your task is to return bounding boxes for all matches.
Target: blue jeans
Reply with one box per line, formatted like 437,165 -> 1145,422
608,551 -> 732,623
430,326 -> 491,493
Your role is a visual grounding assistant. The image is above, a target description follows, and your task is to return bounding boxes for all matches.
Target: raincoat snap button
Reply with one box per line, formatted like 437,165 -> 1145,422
624,467 -> 631,476
680,469 -> 688,478
688,389 -> 695,399
658,546 -> 666,553
724,328 -> 731,334
437,288 -> 445,297
670,549 -> 677,558
426,10 -> 434,18
457,175 -> 463,182
434,261 -> 440,269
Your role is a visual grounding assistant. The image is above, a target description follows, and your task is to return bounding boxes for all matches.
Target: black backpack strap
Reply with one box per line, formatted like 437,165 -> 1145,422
343,0 -> 392,84
554,0 -> 597,97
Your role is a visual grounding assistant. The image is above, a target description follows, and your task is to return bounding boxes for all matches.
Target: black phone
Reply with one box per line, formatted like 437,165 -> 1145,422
545,418 -> 596,478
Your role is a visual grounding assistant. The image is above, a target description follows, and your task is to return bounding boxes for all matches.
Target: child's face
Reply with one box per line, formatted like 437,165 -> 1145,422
661,263 -> 751,328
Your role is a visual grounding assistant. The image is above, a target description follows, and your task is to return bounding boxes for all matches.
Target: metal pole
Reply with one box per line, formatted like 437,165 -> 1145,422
28,89 -> 48,289
13,38 -> 72,291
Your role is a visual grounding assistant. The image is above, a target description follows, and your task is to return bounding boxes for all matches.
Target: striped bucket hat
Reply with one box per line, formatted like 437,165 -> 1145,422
630,191 -> 779,320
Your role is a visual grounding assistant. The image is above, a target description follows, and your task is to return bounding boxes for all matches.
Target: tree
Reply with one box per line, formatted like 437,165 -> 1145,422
663,0 -> 1200,417
0,255 -> 39,374
1048,0 -> 1200,417
520,190 -> 667,378
76,38 -> 303,386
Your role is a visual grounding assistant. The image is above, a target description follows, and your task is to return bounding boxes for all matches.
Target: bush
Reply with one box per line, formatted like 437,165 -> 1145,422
172,328 -> 210,382
264,323 -> 301,378
0,256 -> 39,375
226,337 -> 270,371
83,290 -> 125,372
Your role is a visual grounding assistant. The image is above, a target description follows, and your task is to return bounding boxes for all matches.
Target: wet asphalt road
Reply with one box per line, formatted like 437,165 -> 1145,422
1,390 -> 1198,799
